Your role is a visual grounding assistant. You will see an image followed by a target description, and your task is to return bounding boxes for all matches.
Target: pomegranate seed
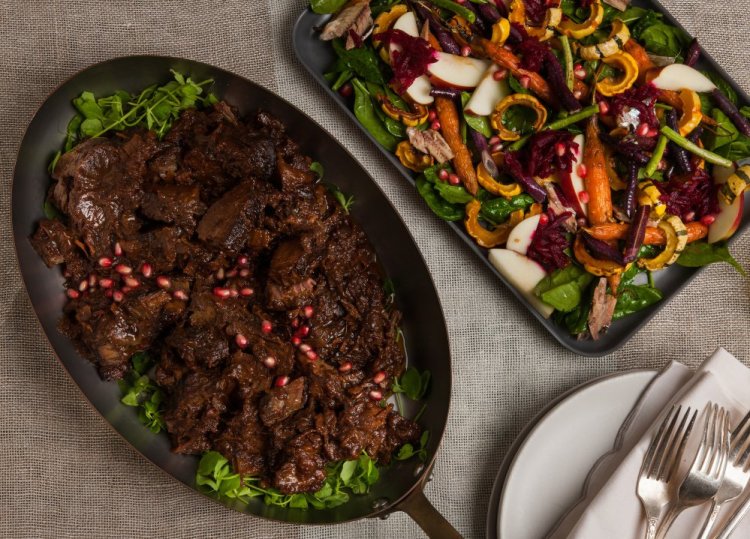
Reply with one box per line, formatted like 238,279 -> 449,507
338,83 -> 353,98
229,288 -> 239,298
598,101 -> 610,114
263,356 -> 277,368
215,268 -> 225,280
239,268 -> 250,278
303,305 -> 314,318
539,213 -> 549,225
88,274 -> 97,287
99,278 -> 114,289
685,211 -> 696,222
235,334 -> 248,348
114,264 -> 132,275
339,361 -> 353,373
156,276 -> 171,289
700,214 -> 716,226
448,173 -> 461,185
574,63 -> 583,71
573,90 -> 583,99
291,318 -> 300,329
173,290 -> 189,301
306,350 -> 318,361
240,287 -> 254,297
460,45 -> 471,57
121,286 -> 132,294
492,68 -> 508,81
489,136 -> 501,146
369,390 -> 383,401
430,120 -> 441,131
114,242 -> 123,257
456,0 -> 465,4
438,169 -> 450,181
226,269 -> 238,278
213,287 -> 231,299
261,320 -> 273,334
275,376 -> 290,387
428,110 -> 437,122
113,290 -> 124,302
637,123 -> 650,137
237,256 -> 249,267
105,289 -> 113,298
490,142 -> 503,153
373,370 -> 387,384
78,280 -> 88,292
98,257 -> 113,268
519,75 -> 530,89
574,67 -> 587,80
292,336 -> 302,346
579,191 -> 590,204
66,289 -> 80,299
124,276 -> 140,288
555,142 -> 566,157
647,128 -> 659,138
577,164 -> 588,178
299,343 -> 311,353
299,325 -> 310,337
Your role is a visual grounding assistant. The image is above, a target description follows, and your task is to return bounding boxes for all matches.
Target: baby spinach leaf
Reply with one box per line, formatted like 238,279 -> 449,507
612,285 -> 663,320
117,353 -> 165,433
614,6 -> 650,25
534,265 -> 594,313
639,22 -> 689,58
703,71 -> 738,105
310,0 -> 348,14
676,242 -> 747,276
352,79 -> 399,150
480,194 -> 534,225
392,366 -> 431,401
310,161 -> 324,180
416,177 -> 465,221
332,40 -> 387,86
395,430 -> 430,462
508,74 -> 531,95
706,109 -> 738,151
434,182 -> 474,204
715,135 -> 750,161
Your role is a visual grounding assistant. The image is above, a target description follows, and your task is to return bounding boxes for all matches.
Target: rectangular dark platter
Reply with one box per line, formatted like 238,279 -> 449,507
292,1 -> 750,356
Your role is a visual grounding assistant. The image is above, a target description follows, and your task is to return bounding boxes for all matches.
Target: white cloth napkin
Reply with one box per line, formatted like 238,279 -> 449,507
548,348 -> 750,539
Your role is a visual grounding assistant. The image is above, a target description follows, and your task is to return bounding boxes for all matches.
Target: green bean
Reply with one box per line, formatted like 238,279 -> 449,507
644,134 -> 668,177
560,35 -> 575,92
427,0 -> 476,23
660,126 -> 733,167
507,105 -> 600,151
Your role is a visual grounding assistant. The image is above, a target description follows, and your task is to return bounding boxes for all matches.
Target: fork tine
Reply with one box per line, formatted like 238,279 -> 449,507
665,408 -> 697,483
731,410 -> 750,466
653,405 -> 683,480
710,409 -> 729,479
705,405 -> 720,473
648,405 -> 680,479
696,402 -> 714,472
642,405 -> 676,475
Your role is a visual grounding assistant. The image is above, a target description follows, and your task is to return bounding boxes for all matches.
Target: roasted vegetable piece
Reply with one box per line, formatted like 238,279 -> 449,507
582,118 -> 613,226
637,215 -> 688,270
623,39 -> 656,83
396,141 -> 434,172
491,18 -> 511,45
373,4 -> 408,61
490,94 -> 547,141
477,163 -> 522,197
573,235 -> 629,277
380,100 -> 429,126
638,180 -> 667,219
719,165 -> 750,205
677,90 -> 702,136
595,52 -> 639,97
478,39 -> 553,103
558,0 -> 604,39
584,221 -> 708,245
435,97 -> 478,194
464,199 -> 519,248
579,19 -> 630,61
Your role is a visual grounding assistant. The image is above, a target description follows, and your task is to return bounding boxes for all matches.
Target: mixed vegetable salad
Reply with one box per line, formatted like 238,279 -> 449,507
311,0 -> 748,339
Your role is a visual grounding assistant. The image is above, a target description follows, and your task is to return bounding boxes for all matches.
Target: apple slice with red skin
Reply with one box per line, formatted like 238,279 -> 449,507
507,214 -> 541,256
427,52 -> 490,90
709,164 -> 745,243
558,134 -> 588,217
650,64 -> 717,93
390,11 -> 434,105
464,65 -> 510,117
488,249 -> 554,318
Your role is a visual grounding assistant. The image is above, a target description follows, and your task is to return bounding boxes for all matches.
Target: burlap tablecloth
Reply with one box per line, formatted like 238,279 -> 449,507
1,1 -> 748,537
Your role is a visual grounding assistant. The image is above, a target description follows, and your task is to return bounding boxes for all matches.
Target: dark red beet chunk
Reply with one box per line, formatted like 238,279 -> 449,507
375,29 -> 438,94
658,168 -> 719,222
527,209 -> 573,272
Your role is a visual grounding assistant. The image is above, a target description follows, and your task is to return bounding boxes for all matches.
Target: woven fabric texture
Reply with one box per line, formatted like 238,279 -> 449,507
1,1 -> 748,537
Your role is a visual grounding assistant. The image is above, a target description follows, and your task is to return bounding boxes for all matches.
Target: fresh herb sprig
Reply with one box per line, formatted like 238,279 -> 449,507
117,352 -> 165,433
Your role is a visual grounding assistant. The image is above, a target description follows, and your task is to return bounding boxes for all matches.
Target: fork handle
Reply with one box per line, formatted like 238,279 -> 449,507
644,516 -> 659,539
717,492 -> 750,539
655,506 -> 681,539
697,500 -> 721,539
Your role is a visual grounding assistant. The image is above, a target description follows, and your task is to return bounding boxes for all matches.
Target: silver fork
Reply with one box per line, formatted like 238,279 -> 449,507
656,403 -> 730,539
697,410 -> 750,539
637,405 -> 697,539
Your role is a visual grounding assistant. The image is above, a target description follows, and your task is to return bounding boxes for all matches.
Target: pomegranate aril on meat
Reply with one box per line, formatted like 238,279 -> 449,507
113,290 -> 124,302
99,278 -> 114,289
235,334 -> 248,349
124,276 -> 140,288
239,268 -> 250,278
173,290 -> 189,301
291,336 -> 302,346
215,268 -> 225,280
299,343 -> 311,353
226,269 -> 238,278
275,376 -> 290,387
213,287 -> 231,299
66,289 -> 80,299
113,242 -> 123,257
306,350 -> 318,361
261,320 -> 272,334
263,356 -> 277,368
303,305 -> 314,318
156,276 -> 171,289
299,325 -> 310,337
373,371 -> 387,384
78,280 -> 88,292
240,287 -> 254,297
88,274 -> 97,287
237,256 -> 249,267
338,361 -> 353,373
114,264 -> 132,275
121,286 -> 132,294
229,288 -> 239,298
369,390 -> 383,401
98,257 -> 113,268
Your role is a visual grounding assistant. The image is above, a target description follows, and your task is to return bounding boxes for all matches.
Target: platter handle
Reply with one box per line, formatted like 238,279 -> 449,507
396,487 -> 463,539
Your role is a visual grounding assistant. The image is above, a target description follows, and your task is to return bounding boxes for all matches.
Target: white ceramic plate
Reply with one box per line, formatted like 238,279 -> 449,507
486,370 -> 657,539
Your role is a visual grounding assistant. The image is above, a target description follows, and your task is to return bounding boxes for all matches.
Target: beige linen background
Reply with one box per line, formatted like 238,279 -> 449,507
1,1 -> 748,537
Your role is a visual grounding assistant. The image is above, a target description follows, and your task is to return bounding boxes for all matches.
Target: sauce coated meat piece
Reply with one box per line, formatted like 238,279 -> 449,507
31,103 -> 421,494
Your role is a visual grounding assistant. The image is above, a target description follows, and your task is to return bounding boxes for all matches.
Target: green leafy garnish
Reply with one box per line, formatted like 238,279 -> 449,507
534,265 -> 594,313
351,79 -> 399,151
416,177 -> 464,221
310,161 -> 324,180
395,430 -> 430,462
332,41 -> 387,86
117,352 -> 165,433
676,242 -> 747,276
707,109 -> 739,151
196,450 -> 381,510
715,135 -> 750,162
392,366 -> 431,401
309,0 -> 348,14
434,182 -> 474,204
508,74 -> 531,95
703,71 -> 738,105
461,92 -> 492,138
480,194 -> 534,225
327,184 -> 355,214
43,200 -> 63,220
612,285 -> 663,320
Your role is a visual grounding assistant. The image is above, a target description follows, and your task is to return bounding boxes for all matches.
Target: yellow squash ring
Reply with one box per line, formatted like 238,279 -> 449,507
490,94 -> 547,142
395,141 -> 434,172
595,51 -> 639,97
579,19 -> 631,61
558,0 -> 604,39
720,165 -> 750,205
476,163 -> 522,198
573,235 -> 630,277
637,215 -> 687,271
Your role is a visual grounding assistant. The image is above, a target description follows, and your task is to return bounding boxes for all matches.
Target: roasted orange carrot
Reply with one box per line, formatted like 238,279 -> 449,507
435,97 -> 478,194
479,39 -> 553,103
584,221 -> 709,245
583,118 -> 613,226
624,40 -> 655,83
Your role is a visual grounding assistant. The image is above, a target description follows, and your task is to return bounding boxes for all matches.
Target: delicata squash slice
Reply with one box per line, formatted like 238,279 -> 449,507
638,215 -> 688,270
579,19 -> 631,61
373,4 -> 408,62
396,141 -> 434,172
573,235 -> 630,277
508,0 -> 561,41
476,163 -> 522,198
595,52 -> 639,97
558,0 -> 604,39
490,94 -> 547,142
720,165 -> 750,205
380,99 -> 429,127
465,199 -> 518,248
